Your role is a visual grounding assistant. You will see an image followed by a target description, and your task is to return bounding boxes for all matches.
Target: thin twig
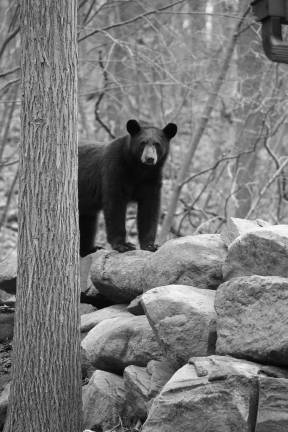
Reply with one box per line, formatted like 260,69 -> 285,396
246,158 -> 288,218
94,50 -> 115,139
0,26 -> 20,61
0,84 -> 18,163
0,66 -> 20,79
0,169 -> 18,232
0,160 -> 19,168
0,78 -> 20,96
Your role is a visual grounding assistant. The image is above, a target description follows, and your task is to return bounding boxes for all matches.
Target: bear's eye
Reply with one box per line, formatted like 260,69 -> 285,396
154,142 -> 161,152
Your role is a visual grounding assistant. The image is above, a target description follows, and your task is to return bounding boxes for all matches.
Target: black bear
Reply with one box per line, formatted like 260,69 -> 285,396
78,119 -> 177,257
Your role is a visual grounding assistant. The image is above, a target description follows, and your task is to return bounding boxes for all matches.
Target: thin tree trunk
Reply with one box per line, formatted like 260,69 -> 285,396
4,1 -> 82,431
159,1 -> 250,244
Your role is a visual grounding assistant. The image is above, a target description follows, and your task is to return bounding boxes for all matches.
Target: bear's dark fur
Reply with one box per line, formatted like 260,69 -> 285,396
78,119 -> 177,257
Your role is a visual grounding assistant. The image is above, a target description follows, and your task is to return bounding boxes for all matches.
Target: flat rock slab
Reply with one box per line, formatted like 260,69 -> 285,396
143,234 -> 227,291
90,249 -> 151,303
216,275 -> 288,366
82,370 -> 128,431
81,314 -> 163,373
223,225 -> 288,280
0,252 -> 17,295
142,355 -> 261,432
142,285 -> 216,367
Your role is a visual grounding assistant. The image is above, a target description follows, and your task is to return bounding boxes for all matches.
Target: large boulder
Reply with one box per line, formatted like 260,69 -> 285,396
81,315 -> 163,373
82,370 -> 129,431
143,235 -> 227,291
142,285 -> 216,367
124,360 -> 176,419
216,275 -> 288,366
142,355 -> 261,432
221,217 -> 271,247
0,251 -> 17,295
81,304 -> 129,333
90,249 -> 151,303
223,225 -> 288,280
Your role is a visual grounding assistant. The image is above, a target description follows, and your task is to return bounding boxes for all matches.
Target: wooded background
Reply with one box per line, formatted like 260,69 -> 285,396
1,0 -> 288,258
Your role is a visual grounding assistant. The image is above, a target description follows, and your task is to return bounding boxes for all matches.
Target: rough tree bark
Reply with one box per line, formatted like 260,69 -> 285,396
4,1 -> 82,431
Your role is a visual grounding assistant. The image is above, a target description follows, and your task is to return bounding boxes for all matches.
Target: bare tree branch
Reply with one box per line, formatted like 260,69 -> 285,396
0,26 -> 20,61
0,169 -> 18,232
246,158 -> 288,218
94,50 -> 115,139
78,0 -> 186,42
0,66 -> 20,79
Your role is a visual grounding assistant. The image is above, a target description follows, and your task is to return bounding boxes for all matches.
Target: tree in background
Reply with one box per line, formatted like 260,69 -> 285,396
3,0 -> 82,431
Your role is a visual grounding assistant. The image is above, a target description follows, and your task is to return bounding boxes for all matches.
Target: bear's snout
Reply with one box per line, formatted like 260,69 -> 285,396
141,144 -> 157,165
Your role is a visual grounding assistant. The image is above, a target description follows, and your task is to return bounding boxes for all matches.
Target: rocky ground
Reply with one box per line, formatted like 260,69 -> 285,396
2,218 -> 288,431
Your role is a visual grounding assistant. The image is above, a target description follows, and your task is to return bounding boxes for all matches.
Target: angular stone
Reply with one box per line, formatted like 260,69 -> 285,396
144,235 -> 227,292
79,303 -> 96,316
0,252 -> 17,295
256,376 -> 288,431
216,276 -> 288,366
81,304 -> 129,333
82,370 -> 128,431
223,225 -> 288,280
90,249 -> 151,303
0,293 -> 15,307
146,360 -> 176,397
81,315 -> 163,373
142,355 -> 260,432
80,254 -> 93,294
127,295 -> 144,315
142,285 -> 216,367
123,365 -> 151,419
124,360 -> 175,420
221,217 -> 271,247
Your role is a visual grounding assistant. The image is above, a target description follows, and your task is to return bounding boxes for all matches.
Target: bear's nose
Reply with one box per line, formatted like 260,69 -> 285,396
145,156 -> 156,165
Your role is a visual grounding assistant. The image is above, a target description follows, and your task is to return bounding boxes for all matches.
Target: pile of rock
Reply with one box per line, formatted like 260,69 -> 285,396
80,220 -> 288,431
2,218 -> 288,431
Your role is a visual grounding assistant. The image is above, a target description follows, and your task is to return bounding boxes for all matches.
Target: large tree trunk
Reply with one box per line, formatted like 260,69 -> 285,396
4,1 -> 82,432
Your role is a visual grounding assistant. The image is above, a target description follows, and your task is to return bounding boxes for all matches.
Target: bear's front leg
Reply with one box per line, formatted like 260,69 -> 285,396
103,195 -> 136,253
137,186 -> 160,252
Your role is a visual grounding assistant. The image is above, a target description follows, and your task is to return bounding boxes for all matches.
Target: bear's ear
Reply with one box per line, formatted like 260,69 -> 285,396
163,123 -> 177,139
127,119 -> 141,136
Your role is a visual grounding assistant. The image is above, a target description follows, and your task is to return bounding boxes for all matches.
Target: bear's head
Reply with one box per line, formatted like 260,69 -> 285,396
126,119 -> 177,167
